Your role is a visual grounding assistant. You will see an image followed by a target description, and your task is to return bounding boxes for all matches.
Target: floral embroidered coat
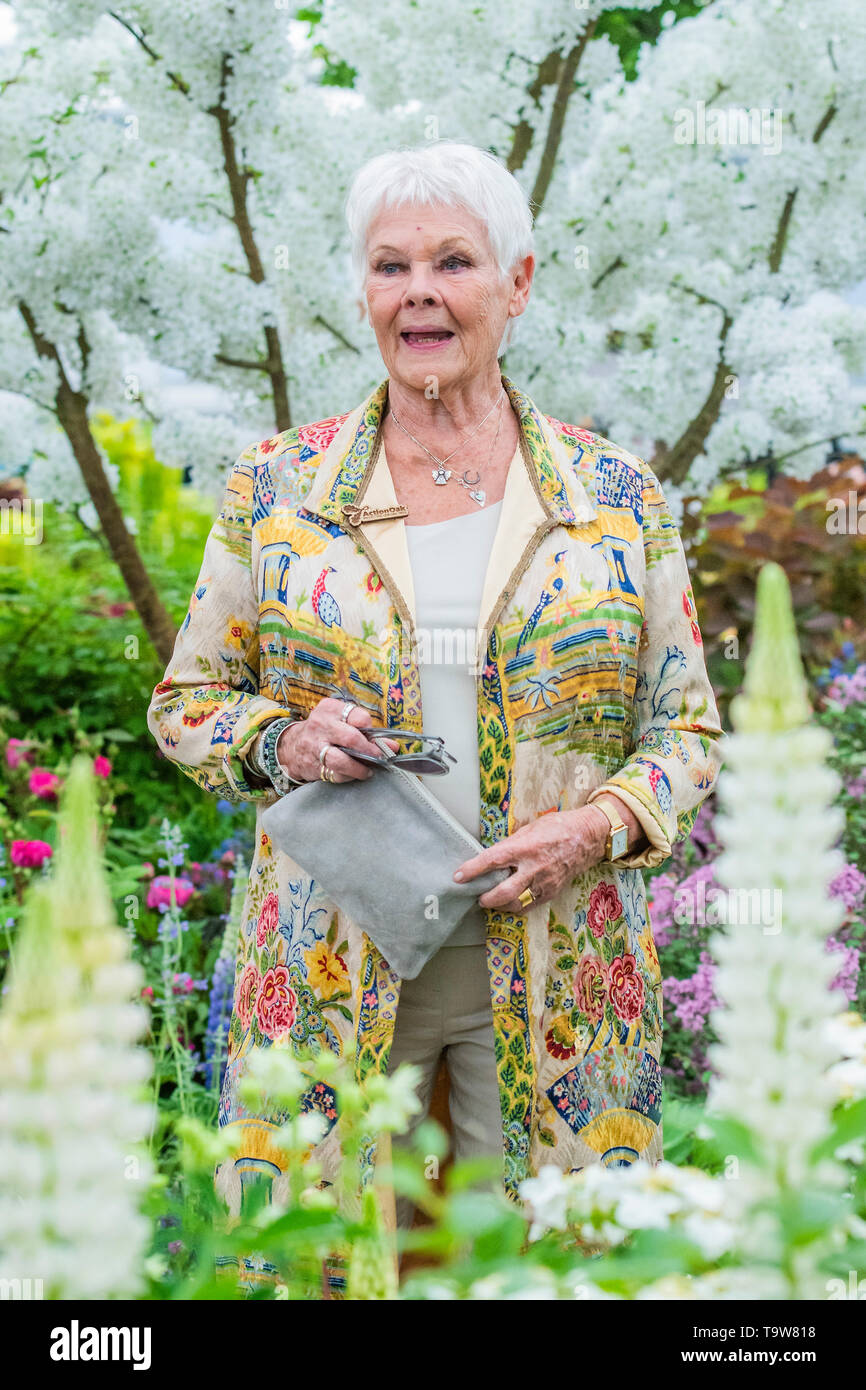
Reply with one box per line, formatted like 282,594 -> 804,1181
147,374 -> 724,1214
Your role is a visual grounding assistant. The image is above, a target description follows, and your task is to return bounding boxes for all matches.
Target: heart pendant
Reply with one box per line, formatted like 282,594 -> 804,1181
469,489 -> 486,506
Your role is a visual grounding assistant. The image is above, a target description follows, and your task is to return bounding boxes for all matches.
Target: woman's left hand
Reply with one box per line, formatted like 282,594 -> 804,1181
453,806 -> 612,913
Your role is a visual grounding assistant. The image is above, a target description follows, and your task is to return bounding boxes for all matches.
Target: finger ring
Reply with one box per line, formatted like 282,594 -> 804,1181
319,743 -> 334,781
518,886 -> 536,910
340,701 -> 356,723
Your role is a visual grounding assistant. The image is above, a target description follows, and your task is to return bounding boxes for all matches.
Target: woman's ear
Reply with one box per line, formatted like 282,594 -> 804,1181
508,252 -> 535,318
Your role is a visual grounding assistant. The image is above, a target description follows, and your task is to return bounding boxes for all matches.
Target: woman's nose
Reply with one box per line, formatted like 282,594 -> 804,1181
402,265 -> 441,306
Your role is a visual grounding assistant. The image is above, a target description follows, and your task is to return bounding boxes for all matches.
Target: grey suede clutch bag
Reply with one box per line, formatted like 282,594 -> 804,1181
260,766 -> 512,980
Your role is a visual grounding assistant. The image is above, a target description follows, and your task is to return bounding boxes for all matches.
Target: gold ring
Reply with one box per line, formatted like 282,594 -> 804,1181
340,701 -> 356,723
518,887 -> 536,910
319,743 -> 333,781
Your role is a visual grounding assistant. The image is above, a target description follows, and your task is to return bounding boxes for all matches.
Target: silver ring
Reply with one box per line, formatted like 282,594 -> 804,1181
340,701 -> 356,723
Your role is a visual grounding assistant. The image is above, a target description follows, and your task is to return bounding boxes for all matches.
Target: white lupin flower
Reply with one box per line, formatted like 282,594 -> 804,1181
0,759 -> 154,1300
707,561 -> 855,1291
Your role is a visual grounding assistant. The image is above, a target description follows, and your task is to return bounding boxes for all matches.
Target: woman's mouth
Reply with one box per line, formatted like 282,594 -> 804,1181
400,330 -> 454,348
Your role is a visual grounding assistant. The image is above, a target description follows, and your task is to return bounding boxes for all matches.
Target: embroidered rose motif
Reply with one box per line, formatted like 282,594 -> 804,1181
607,953 -> 645,1024
255,964 -> 297,1040
256,892 -> 280,947
237,963 -> 260,1030
587,882 -> 623,938
575,955 -> 607,1022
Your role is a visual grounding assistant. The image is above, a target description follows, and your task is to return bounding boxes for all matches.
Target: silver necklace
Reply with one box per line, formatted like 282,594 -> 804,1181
388,386 -> 504,467
389,388 -> 505,507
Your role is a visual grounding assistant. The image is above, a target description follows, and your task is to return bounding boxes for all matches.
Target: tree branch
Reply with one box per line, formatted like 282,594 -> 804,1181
769,104 -> 837,273
313,314 -> 361,354
530,24 -> 596,215
651,301 -> 733,487
18,299 -> 177,662
110,17 -> 292,431
108,11 -> 190,97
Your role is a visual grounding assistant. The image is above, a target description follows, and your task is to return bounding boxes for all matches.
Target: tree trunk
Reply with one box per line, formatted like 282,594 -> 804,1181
19,301 -> 178,665
58,386 -> 179,664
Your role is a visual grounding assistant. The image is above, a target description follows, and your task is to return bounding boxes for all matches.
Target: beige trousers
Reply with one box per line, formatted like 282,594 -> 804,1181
385,943 -> 504,1230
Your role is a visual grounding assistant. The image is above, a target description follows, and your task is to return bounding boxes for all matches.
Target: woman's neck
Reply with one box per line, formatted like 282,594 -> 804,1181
385,367 -> 505,443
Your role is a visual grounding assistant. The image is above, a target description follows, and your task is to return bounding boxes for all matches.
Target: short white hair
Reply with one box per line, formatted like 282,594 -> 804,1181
345,141 -> 534,292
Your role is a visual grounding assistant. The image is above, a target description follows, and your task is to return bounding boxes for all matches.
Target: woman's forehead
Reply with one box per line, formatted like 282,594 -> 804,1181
366,201 -> 491,252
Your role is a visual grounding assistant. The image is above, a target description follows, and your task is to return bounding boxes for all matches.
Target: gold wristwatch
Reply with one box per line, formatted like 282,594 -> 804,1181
593,797 -> 629,861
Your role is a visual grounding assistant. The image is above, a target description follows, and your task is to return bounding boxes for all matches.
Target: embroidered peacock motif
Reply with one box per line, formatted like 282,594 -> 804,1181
515,549 -> 568,653
312,565 -> 342,628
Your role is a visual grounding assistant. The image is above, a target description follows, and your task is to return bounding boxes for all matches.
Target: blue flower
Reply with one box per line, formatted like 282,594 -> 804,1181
841,641 -> 855,660
216,799 -> 234,816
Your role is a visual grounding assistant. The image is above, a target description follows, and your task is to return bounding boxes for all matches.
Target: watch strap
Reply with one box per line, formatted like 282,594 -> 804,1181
592,796 -> 629,861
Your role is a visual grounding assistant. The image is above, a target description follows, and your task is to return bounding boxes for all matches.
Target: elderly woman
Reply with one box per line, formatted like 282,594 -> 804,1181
148,141 -> 723,1248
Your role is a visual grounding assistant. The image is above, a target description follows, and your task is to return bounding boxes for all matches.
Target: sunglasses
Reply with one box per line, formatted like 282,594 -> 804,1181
332,726 -> 457,775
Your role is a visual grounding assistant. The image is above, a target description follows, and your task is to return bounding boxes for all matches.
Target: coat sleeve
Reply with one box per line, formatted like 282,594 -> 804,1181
585,457 -> 726,869
146,441 -> 299,803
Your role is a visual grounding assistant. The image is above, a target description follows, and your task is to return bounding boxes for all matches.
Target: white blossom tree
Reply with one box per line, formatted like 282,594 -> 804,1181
1,0 -> 865,652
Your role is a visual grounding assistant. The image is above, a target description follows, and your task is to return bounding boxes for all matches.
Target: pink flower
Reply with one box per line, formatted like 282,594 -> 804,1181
5,738 -> 36,770
237,963 -> 260,1030
28,768 -> 60,800
146,875 -> 195,911
255,964 -> 297,1040
10,839 -> 53,869
93,755 -> 112,778
256,892 -> 280,947
586,882 -> 623,938
140,861 -> 155,880
141,985 -> 154,1001
607,953 -> 645,1024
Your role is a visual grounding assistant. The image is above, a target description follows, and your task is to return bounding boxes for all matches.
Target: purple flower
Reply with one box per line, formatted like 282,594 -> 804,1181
662,951 -> 721,1033
829,864 -> 866,916
827,936 -> 860,1003
204,952 -> 235,1090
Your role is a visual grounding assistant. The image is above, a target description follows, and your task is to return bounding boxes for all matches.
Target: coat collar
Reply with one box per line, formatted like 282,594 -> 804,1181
300,374 -> 597,653
302,374 -> 597,530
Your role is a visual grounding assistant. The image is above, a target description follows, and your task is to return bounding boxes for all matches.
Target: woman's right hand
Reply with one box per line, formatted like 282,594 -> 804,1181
276,699 -> 399,784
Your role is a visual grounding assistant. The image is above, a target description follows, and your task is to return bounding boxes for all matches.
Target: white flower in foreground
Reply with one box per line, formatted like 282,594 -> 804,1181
0,759 -> 154,1299
708,562 -> 857,1292
519,1164 -> 570,1241
824,1011 -> 866,1103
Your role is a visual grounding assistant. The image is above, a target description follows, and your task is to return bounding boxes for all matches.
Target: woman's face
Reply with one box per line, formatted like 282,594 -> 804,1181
363,201 -> 533,395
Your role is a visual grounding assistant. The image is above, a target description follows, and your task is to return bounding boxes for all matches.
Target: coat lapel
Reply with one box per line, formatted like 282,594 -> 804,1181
300,374 -> 598,657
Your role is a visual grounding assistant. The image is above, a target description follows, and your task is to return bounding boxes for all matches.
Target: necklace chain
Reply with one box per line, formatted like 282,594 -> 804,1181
387,387 -> 506,507
388,386 -> 504,468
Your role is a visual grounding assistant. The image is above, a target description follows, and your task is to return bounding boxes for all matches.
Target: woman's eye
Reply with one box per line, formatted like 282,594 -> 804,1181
441,256 -> 468,270
376,262 -> 403,275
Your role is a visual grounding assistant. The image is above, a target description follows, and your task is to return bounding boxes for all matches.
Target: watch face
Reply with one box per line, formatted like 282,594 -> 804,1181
611,825 -> 629,859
